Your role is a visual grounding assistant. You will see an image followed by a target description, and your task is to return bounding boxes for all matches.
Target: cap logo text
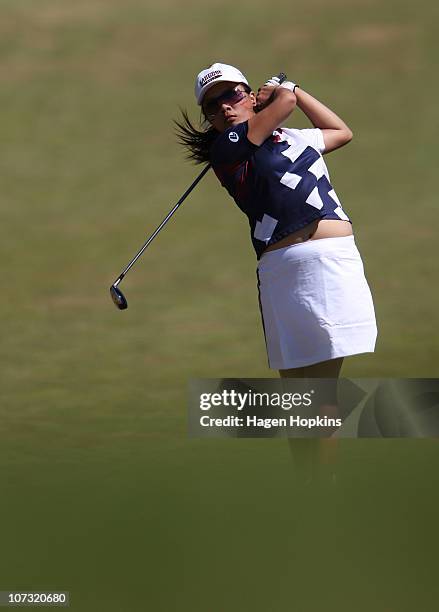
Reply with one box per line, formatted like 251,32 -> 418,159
199,70 -> 222,87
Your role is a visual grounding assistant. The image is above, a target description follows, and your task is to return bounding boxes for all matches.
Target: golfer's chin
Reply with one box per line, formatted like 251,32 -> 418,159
218,116 -> 242,131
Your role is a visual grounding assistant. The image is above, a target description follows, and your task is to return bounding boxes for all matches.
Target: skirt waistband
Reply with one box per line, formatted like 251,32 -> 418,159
257,235 -> 358,272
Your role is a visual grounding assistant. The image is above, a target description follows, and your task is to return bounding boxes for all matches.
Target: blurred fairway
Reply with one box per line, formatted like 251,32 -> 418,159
1,0 -> 438,610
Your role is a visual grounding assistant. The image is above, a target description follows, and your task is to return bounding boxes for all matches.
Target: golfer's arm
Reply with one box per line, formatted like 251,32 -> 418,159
247,88 -> 296,146
295,88 -> 353,154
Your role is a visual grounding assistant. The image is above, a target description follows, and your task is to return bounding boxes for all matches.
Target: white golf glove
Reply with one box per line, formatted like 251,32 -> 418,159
264,76 -> 283,87
265,76 -> 298,92
279,81 -> 298,93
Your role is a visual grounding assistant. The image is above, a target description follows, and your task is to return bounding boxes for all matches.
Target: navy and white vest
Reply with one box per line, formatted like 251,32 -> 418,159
210,122 -> 351,259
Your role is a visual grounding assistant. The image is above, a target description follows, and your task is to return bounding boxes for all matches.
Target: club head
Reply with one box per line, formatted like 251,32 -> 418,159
110,285 -> 128,310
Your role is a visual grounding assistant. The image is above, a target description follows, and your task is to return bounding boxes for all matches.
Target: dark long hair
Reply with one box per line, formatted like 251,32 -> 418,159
174,109 -> 218,165
174,83 -> 252,164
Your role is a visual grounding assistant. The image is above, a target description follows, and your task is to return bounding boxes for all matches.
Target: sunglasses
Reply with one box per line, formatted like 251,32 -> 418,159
203,86 -> 248,118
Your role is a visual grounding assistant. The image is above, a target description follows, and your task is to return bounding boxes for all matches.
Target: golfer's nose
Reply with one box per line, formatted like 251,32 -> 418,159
219,103 -> 232,116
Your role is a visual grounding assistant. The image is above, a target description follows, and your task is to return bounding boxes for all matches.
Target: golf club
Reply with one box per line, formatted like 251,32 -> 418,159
110,163 -> 211,309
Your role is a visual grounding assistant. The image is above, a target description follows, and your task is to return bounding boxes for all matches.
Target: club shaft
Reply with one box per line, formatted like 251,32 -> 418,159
112,71 -> 285,288
113,164 -> 211,287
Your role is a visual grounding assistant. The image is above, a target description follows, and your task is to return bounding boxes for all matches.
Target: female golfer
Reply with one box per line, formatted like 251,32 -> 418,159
176,63 -> 377,379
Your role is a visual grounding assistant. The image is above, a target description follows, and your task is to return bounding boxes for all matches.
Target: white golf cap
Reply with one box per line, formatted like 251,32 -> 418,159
195,62 -> 249,105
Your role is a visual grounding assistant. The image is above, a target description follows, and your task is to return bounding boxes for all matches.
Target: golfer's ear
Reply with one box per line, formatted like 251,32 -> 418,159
249,91 -> 257,107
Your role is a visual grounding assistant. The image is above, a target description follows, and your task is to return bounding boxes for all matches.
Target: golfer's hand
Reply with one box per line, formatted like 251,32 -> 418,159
255,85 -> 278,112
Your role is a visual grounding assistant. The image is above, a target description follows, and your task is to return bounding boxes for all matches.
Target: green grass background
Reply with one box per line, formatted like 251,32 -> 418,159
0,0 -> 438,610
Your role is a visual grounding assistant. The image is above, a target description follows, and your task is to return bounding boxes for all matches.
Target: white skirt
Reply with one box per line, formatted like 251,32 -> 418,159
256,235 -> 377,370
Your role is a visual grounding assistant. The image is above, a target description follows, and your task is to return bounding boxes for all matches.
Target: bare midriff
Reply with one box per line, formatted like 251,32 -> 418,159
261,219 -> 353,256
